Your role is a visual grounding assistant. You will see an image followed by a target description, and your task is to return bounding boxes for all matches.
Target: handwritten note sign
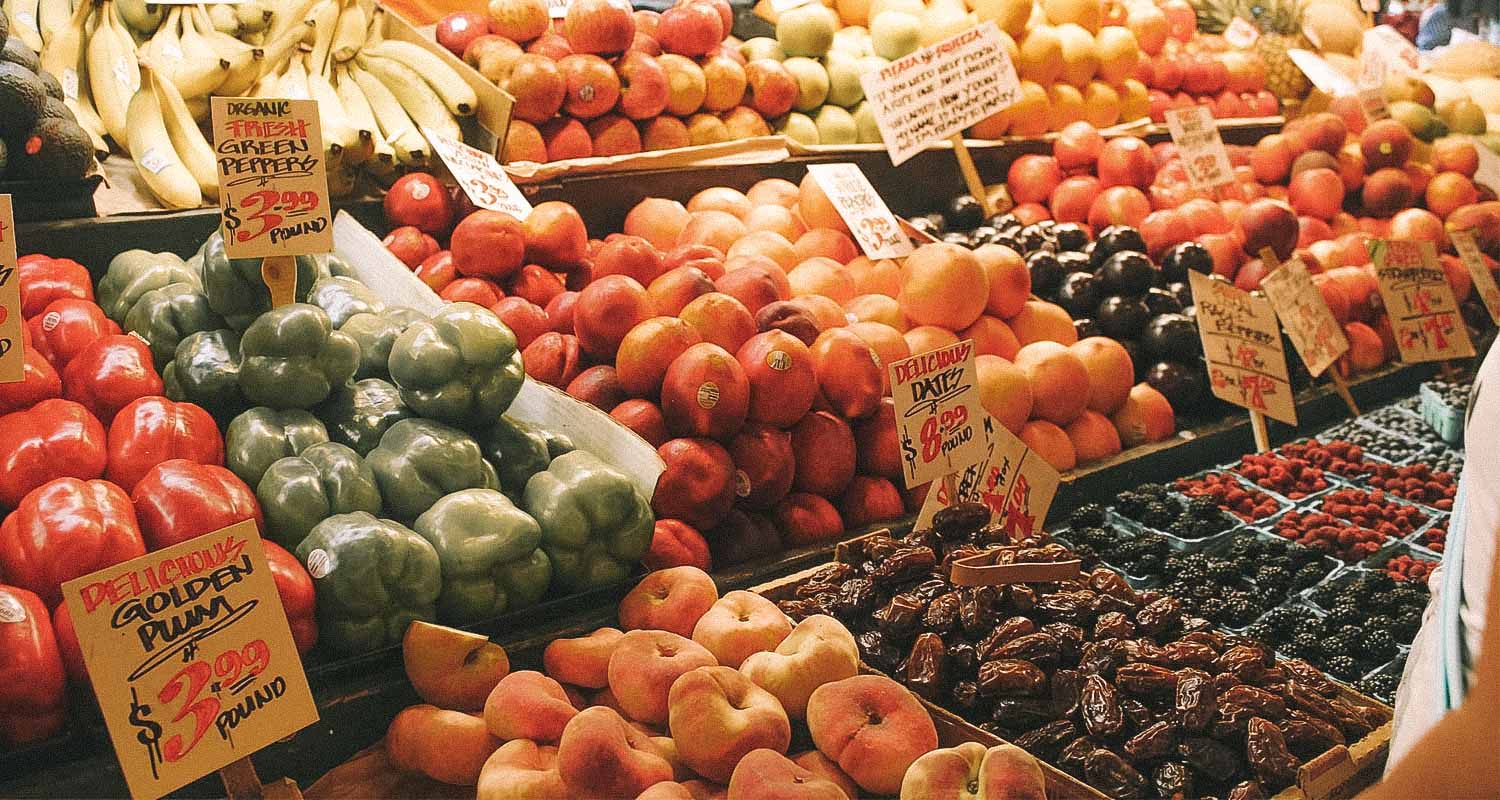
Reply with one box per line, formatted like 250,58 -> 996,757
424,127 -> 533,220
61,521 -> 318,800
1453,229 -> 1500,325
915,414 -> 1060,540
1363,26 -> 1420,78
1165,105 -> 1233,191
1189,271 -> 1297,425
1472,137 -> 1500,195
1259,254 -> 1350,377
888,339 -> 988,488
1289,49 -> 1356,97
860,22 -> 1020,166
211,98 -> 333,260
806,163 -> 913,260
1372,239 -> 1475,362
0,195 -> 21,383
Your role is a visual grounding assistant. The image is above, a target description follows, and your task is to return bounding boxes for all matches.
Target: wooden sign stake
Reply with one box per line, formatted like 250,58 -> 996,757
262,256 -> 298,308
949,134 -> 991,217
1250,409 -> 1270,453
220,757 -> 304,800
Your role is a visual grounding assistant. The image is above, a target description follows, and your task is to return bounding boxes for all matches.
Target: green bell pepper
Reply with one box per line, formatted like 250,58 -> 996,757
164,329 -> 248,421
226,407 -> 330,488
317,378 -> 414,456
522,450 -> 653,593
295,511 -> 442,655
201,231 -> 319,330
309,276 -> 386,329
413,488 -> 551,625
123,283 -> 226,369
481,416 -> 554,497
238,303 -> 361,410
341,308 -> 425,382
388,302 -> 524,429
368,418 -> 499,522
98,249 -> 201,324
323,254 -> 358,279
257,441 -> 383,550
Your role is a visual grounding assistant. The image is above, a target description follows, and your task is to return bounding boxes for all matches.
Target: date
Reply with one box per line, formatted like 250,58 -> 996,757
1052,669 -> 1083,719
1175,668 -> 1217,733
977,659 -> 1048,697
836,578 -> 879,615
1038,590 -> 1097,625
1280,712 -> 1345,759
904,633 -> 947,700
1040,622 -> 1085,663
1081,675 -> 1125,738
1246,717 -> 1299,787
933,502 -> 989,540
991,698 -> 1058,730
1095,611 -> 1136,640
871,547 -> 938,585
1227,780 -> 1267,800
994,632 -> 1062,668
1136,597 -> 1183,636
1014,719 -> 1079,760
875,593 -> 926,641
1124,720 -> 1181,764
977,616 -> 1036,660
1153,761 -> 1194,800
1179,736 -> 1240,778
1084,749 -> 1149,798
1118,663 -> 1179,695
1221,685 -> 1287,720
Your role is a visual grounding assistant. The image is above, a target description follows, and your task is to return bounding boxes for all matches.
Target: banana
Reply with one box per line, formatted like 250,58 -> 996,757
40,0 -> 87,94
329,0 -> 362,63
348,60 -> 426,165
356,53 -> 460,139
88,0 -> 140,148
307,59 -> 359,161
206,3 -> 237,34
234,0 -> 271,34
305,0 -> 338,73
140,7 -> 184,84
126,66 -> 202,209
335,65 -> 393,170
264,0 -> 319,45
365,4 -> 383,46
5,0 -> 44,51
362,39 -> 477,117
253,18 -> 312,82
172,6 -> 229,98
189,5 -> 259,95
114,0 -> 161,36
151,64 -> 216,199
70,95 -> 112,156
274,47 -> 311,100
36,0 -> 69,46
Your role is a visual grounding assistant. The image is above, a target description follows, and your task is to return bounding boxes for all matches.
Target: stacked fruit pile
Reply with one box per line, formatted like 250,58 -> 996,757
384,570 -> 1051,797
0,15 -> 95,183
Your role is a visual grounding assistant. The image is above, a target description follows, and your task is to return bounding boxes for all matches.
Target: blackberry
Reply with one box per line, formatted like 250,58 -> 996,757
1191,583 -> 1218,601
1134,554 -> 1164,574
1069,503 -> 1107,529
1310,582 -> 1342,607
1167,519 -> 1196,539
1223,597 -> 1258,627
1363,629 -> 1398,662
1116,492 -> 1148,518
1394,608 -> 1423,639
1264,606 -> 1303,635
1294,563 -> 1327,590
1141,501 -> 1176,529
1324,655 -> 1362,680
1137,483 -> 1168,499
1287,632 -> 1323,659
1265,555 -> 1294,571
1256,565 -> 1292,591
1390,586 -> 1428,608
1287,542 -> 1321,566
1191,518 -> 1224,538
1187,496 -> 1220,519
1327,603 -> 1363,629
1228,538 -> 1255,560
1070,543 -> 1100,569
1366,615 -> 1394,634
1207,560 -> 1239,584
1294,617 -> 1326,640
1356,673 -> 1400,701
1164,556 -> 1186,573
1199,598 -> 1227,621
1245,621 -> 1277,646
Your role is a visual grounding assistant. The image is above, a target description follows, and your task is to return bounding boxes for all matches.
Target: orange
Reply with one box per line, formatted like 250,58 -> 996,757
897,243 -> 989,331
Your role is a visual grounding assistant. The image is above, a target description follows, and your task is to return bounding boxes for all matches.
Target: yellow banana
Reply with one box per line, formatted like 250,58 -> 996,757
335,65 -> 394,171
355,53 -> 460,139
329,0 -> 362,63
171,5 -> 229,98
348,60 -> 426,165
363,39 -> 477,117
253,16 -> 312,82
235,0 -> 270,34
151,65 -> 216,200
36,0 -> 69,46
114,0 -> 162,35
365,4 -> 382,46
304,0 -> 338,73
39,0 -> 87,95
88,0 -> 140,148
5,0 -> 43,51
264,0 -> 319,44
273,48 -> 311,99
189,5 -> 259,95
206,3 -> 237,34
307,60 -> 359,161
127,66 -> 202,209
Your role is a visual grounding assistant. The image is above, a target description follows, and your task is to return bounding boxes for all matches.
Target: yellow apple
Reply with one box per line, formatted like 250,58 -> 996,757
402,620 -> 511,711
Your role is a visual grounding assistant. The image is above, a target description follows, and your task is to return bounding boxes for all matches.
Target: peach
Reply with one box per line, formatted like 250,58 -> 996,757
795,229 -> 859,264
853,399 -> 901,479
1020,419 -> 1077,471
543,627 -> 624,689
899,742 -> 1046,800
1065,409 -> 1123,464
848,321 -> 911,393
575,274 -> 658,360
1337,321 -> 1386,377
1110,382 -> 1175,447
681,292 -> 758,352
788,257 -> 856,304
773,493 -> 843,546
790,411 -> 856,496
904,324 -> 960,355
508,263 -> 567,307
386,704 -> 501,785
654,437 -> 737,530
523,332 -> 584,387
546,292 -> 578,332
638,781 -> 697,800
898,243 -> 989,330
975,355 -> 1033,435
608,630 -> 719,724
1390,207 -> 1446,249
680,210 -> 749,253
717,261 -> 791,313
628,198 -> 693,250
789,295 -> 849,331
839,475 -> 905,529
484,670 -> 578,742
490,297 -> 550,350
727,749 -> 849,800
963,315 -> 1021,360
706,508 -> 784,568
641,116 -> 692,150
645,518 -> 712,571
1014,341 -> 1089,425
667,667 -> 792,782
1007,300 -> 1078,345
792,751 -> 860,800
567,364 -> 626,410
594,234 -> 665,285
797,172 -> 852,234
847,256 -> 903,298
524,201 -> 589,271
845,293 -> 905,329
662,342 -> 751,440
477,740 -> 568,800
1361,119 -> 1413,171
728,423 -> 796,510
972,244 -> 1030,319
726,230 -> 798,271
736,330 -> 818,428
740,614 -> 858,719
1432,139 -> 1479,177
619,316 -> 704,398
1288,167 -> 1345,221
743,204 -> 807,243
558,706 -> 676,796
748,178 -> 800,208
649,266 -> 718,316
1427,172 -> 1479,220
689,187 -> 753,219
757,301 -> 823,346
620,564 -> 720,636
809,328 -> 883,420
806,675 -> 938,795
402,621 -> 511,712
690,590 -> 791,668
1070,336 -> 1133,414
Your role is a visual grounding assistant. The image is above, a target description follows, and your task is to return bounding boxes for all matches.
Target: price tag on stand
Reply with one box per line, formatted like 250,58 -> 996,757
888,339 -> 988,489
60,520 -> 319,800
423,127 -> 533,220
1259,253 -> 1350,377
1164,105 -> 1233,191
1363,26 -> 1420,77
547,0 -> 568,19
1453,229 -> 1500,325
1189,271 -> 1298,427
0,195 -> 22,383
1372,239 -> 1476,362
805,163 -> 913,260
1288,49 -> 1356,97
211,98 -> 333,261
914,415 -> 1060,539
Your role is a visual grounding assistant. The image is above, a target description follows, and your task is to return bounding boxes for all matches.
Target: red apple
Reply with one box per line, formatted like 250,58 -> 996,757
384,173 -> 454,235
588,113 -> 644,155
1098,136 -> 1156,189
657,0 -> 723,57
383,225 -> 440,269
615,50 -> 670,119
436,12 -> 489,57
563,0 -> 636,55
505,54 -> 567,124
743,59 -> 797,118
559,53 -> 623,118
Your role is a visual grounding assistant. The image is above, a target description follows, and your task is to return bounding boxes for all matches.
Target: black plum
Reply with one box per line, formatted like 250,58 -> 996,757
1161,241 -> 1213,282
1075,318 -> 1103,340
1141,313 -> 1199,362
1027,250 -> 1066,295
1057,271 -> 1103,318
1098,250 -> 1155,296
1145,361 -> 1205,410
947,195 -> 985,229
1092,225 -> 1147,268
1097,295 -> 1151,339
1052,223 -> 1090,252
1143,287 -> 1183,315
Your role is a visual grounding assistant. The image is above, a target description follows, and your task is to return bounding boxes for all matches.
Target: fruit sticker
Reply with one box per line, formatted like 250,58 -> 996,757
0,195 -> 21,383
914,414 -> 1060,540
859,22 -> 1021,166
1188,271 -> 1298,425
1259,253 -> 1350,378
1164,105 -> 1232,191
423,127 -> 533,220
1372,239 -> 1475,362
60,520 -> 318,800
1453,229 -> 1500,326
211,98 -> 333,260
888,339 -> 987,488
806,163 -> 913,260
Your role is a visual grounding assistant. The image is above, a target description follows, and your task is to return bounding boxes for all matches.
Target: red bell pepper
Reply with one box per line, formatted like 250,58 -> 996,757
51,600 -> 87,684
106,396 -> 224,493
61,334 -> 164,426
130,459 -> 264,551
0,398 -> 108,509
0,585 -> 67,746
263,540 -> 318,656
27,298 -> 122,372
0,478 -> 145,607
18,256 -> 94,320
0,346 -> 62,414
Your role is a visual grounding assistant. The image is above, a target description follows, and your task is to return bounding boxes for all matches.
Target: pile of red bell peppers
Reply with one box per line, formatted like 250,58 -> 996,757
0,255 -> 317,749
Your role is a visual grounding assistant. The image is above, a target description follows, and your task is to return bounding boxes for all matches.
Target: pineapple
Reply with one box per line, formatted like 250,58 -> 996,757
1194,0 -> 1312,98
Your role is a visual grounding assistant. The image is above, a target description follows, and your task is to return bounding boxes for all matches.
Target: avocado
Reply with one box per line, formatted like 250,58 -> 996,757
36,68 -> 61,100
40,95 -> 74,122
0,61 -> 45,137
0,36 -> 39,73
11,117 -> 94,180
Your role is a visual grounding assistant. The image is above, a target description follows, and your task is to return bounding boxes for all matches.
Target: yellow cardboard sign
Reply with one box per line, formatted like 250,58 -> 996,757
1371,239 -> 1475,362
211,98 -> 333,260
1452,229 -> 1500,326
0,195 -> 22,383
1190,271 -> 1298,425
1165,105 -> 1233,191
887,339 -> 988,489
61,520 -> 319,800
1259,252 -> 1350,378
915,414 -> 1060,541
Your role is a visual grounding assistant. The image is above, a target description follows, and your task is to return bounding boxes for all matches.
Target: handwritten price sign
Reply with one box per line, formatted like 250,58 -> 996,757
1165,105 -> 1233,191
888,339 -> 988,488
424,127 -> 533,220
61,520 -> 318,800
1189,271 -> 1298,425
1372,239 -> 1475,362
806,163 -> 913,260
0,195 -> 21,383
1453,229 -> 1500,325
1259,253 -> 1350,377
211,98 -> 333,260
915,414 -> 1060,540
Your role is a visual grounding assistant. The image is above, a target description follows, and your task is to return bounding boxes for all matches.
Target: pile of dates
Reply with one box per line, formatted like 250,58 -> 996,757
774,503 -> 1389,800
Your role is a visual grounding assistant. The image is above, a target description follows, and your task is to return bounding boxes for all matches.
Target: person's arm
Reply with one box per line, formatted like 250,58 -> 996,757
1359,536 -> 1500,799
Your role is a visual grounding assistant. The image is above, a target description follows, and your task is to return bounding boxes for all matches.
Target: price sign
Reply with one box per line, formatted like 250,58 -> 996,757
1371,239 -> 1475,362
859,22 -> 1021,166
0,195 -> 22,383
1288,49 -> 1356,97
1165,105 -> 1233,191
806,163 -> 913,260
1224,17 -> 1259,48
1189,271 -> 1298,425
211,98 -> 333,260
61,520 -> 318,800
888,339 -> 988,488
914,414 -> 1060,539
1453,229 -> 1500,325
1471,137 -> 1500,195
547,0 -> 568,18
1260,253 -> 1350,377
1363,26 -> 1420,77
424,127 -> 533,220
